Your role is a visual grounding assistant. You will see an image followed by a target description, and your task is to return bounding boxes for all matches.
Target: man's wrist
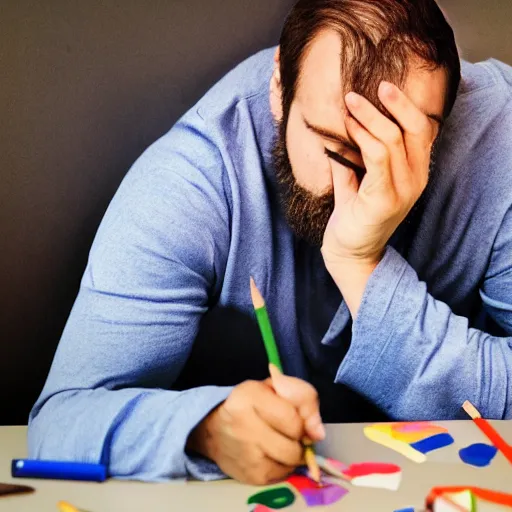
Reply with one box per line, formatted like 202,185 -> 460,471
186,406 -> 221,462
322,252 -> 382,317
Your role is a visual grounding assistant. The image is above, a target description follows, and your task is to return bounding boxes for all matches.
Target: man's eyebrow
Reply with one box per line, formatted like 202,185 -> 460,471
305,113 -> 444,140
303,117 -> 361,154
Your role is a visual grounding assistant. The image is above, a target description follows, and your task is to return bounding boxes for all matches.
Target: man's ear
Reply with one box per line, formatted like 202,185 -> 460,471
269,47 -> 283,122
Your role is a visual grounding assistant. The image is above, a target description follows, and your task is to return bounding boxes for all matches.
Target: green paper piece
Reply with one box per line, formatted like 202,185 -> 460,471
247,486 -> 295,509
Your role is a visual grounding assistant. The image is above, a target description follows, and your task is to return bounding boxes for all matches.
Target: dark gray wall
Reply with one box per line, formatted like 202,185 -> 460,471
0,0 -> 296,425
1,0 -> 510,425
439,0 -> 512,64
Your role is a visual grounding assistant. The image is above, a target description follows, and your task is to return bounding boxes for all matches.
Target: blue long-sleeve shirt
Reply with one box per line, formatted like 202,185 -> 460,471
28,47 -> 512,482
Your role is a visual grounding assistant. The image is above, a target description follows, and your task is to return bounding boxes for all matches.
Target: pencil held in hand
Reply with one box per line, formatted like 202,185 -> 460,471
303,437 -> 322,483
250,277 -> 283,371
250,277 -> 322,482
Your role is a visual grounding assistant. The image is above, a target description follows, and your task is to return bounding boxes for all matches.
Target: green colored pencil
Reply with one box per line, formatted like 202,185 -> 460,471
250,277 -> 283,372
250,277 -> 321,483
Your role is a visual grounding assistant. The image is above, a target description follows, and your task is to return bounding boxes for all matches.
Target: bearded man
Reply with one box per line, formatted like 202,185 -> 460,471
29,0 -> 512,486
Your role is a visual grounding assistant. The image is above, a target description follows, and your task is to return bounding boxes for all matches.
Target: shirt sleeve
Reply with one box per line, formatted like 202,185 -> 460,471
28,111 -> 234,482
334,206 -> 512,421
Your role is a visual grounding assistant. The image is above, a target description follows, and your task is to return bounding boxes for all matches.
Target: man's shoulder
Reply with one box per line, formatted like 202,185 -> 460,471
194,46 -> 276,121
456,58 -> 512,126
449,58 -> 512,155
436,59 -> 512,210
460,58 -> 512,96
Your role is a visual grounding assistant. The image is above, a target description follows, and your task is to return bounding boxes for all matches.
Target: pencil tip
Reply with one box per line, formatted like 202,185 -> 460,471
249,276 -> 264,308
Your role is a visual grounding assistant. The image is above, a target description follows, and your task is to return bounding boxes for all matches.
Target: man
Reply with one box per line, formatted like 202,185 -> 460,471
29,0 -> 512,485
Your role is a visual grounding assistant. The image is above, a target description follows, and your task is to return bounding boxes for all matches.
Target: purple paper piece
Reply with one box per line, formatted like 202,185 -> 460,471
300,484 -> 349,507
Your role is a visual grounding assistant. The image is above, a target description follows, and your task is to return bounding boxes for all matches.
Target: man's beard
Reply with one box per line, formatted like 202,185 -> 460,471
272,121 -> 334,247
272,119 -> 441,248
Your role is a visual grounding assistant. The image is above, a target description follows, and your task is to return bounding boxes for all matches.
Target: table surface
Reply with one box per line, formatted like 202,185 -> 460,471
0,422 -> 511,512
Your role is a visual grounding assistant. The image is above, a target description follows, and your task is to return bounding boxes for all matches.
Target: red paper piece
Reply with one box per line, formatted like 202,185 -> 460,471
342,462 -> 401,479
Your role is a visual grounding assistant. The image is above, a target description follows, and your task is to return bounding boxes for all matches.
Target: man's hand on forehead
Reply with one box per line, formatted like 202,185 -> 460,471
344,80 -> 435,194
320,80 -> 435,317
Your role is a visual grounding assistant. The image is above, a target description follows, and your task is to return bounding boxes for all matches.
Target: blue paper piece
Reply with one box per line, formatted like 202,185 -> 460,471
410,433 -> 454,454
459,443 -> 498,467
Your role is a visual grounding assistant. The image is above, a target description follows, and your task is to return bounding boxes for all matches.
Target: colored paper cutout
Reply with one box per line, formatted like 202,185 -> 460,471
247,487 -> 295,509
315,457 -> 402,491
344,462 -> 402,491
410,433 -> 454,454
365,422 -> 453,463
342,462 -> 401,479
287,474 -> 349,507
392,426 -> 449,444
459,443 -> 498,468
364,426 -> 427,463
249,506 -> 275,512
434,490 -> 477,512
394,508 -> 415,512
351,471 -> 402,491
427,486 -> 512,510
395,421 -> 435,432
325,457 -> 348,473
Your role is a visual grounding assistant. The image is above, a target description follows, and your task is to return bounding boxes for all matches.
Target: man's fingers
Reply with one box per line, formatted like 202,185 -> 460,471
253,384 -> 304,441
377,81 -> 434,178
268,364 -> 325,441
345,90 -> 412,190
377,81 -> 432,138
345,91 -> 407,154
233,444 -> 295,486
257,421 -> 304,467
256,458 -> 296,486
344,116 -> 395,193
329,156 -> 359,207
243,402 -> 303,467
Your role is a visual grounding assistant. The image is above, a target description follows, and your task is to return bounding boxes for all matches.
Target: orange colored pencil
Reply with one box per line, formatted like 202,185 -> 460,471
462,400 -> 512,465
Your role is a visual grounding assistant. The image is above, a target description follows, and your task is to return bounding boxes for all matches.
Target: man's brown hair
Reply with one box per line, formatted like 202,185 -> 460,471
279,0 -> 461,123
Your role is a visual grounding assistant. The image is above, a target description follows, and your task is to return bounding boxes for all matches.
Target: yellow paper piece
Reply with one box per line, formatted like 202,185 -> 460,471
391,426 -> 448,444
364,426 -> 427,463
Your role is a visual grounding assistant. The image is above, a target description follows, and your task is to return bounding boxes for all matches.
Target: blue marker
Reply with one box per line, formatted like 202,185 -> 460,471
12,459 -> 107,482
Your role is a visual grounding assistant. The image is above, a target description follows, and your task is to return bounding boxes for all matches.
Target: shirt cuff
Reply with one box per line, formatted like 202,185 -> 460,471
182,386 -> 233,481
320,299 -> 351,347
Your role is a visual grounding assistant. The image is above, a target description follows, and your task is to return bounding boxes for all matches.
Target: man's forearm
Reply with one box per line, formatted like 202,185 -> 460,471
333,246 -> 512,420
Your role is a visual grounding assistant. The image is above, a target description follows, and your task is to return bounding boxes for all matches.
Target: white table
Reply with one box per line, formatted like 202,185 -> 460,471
0,422 -> 511,511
